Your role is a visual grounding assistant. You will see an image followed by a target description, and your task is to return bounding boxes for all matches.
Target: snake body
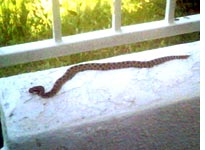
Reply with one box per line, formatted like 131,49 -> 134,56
29,55 -> 189,98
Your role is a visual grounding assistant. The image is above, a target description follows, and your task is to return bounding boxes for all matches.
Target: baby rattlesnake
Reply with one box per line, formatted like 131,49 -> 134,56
29,55 -> 189,98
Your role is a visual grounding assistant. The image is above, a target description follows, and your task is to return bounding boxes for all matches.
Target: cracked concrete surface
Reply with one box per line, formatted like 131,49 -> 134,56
0,41 -> 199,150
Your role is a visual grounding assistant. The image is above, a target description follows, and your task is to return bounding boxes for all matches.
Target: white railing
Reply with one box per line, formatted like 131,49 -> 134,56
0,0 -> 200,68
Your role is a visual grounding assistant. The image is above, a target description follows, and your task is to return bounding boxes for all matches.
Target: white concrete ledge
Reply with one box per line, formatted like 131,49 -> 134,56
0,41 -> 199,150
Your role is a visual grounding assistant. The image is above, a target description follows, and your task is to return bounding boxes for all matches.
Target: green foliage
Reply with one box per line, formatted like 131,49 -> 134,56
0,0 -> 52,46
60,0 -> 112,35
0,0 -> 196,46
121,0 -> 165,25
0,0 -> 167,46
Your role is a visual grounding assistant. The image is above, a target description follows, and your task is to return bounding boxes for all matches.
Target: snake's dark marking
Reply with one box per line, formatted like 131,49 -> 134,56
29,55 -> 189,98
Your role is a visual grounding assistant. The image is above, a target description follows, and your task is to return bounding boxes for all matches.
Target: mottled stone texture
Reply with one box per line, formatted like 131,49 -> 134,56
0,41 -> 199,150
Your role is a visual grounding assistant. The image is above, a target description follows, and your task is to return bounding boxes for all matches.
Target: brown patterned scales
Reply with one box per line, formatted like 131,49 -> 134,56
29,55 -> 189,98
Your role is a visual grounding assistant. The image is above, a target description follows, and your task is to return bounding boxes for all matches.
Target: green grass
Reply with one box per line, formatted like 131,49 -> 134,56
0,0 -> 200,77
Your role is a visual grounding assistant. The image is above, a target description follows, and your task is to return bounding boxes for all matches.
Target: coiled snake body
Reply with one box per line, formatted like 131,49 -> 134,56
29,55 -> 189,98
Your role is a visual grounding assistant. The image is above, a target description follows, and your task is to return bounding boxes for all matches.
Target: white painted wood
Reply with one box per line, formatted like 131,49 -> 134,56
52,0 -> 62,42
0,14 -> 200,68
0,42 -> 199,150
165,0 -> 176,23
112,0 -> 121,32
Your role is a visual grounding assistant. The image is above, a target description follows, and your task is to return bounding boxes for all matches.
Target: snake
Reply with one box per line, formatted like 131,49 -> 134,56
29,55 -> 189,98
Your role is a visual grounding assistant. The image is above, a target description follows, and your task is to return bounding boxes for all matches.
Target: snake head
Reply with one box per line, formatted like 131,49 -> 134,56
29,86 -> 45,96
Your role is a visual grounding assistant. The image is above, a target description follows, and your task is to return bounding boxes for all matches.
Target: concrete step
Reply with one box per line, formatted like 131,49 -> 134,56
0,41 -> 199,150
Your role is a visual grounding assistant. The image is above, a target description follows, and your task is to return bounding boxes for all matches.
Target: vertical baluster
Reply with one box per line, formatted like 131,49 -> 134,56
165,0 -> 176,23
112,0 -> 121,32
52,0 -> 62,42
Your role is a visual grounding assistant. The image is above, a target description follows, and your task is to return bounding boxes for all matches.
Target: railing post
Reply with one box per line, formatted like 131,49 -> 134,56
165,0 -> 176,23
112,0 -> 121,32
52,0 -> 62,42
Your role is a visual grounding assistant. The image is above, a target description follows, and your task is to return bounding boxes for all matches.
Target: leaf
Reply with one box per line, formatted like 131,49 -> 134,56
67,10 -> 78,16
